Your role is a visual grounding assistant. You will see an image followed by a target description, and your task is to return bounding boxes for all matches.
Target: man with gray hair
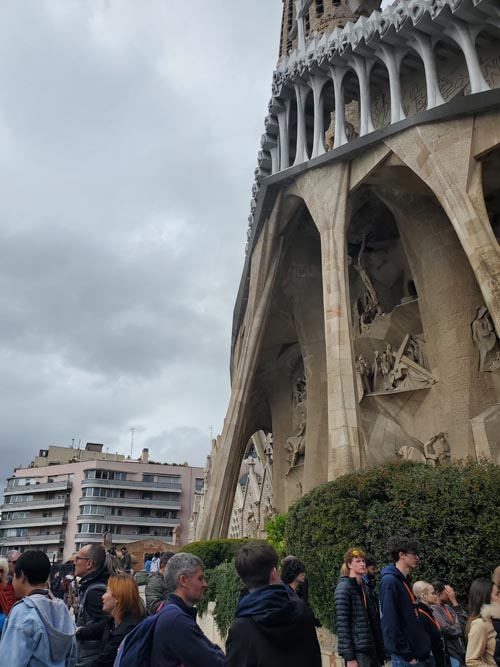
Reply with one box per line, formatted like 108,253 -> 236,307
149,552 -> 224,665
6,550 -> 21,583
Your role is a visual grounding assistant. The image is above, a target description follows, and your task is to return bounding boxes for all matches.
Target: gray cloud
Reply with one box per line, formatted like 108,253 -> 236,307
0,0 -> 283,487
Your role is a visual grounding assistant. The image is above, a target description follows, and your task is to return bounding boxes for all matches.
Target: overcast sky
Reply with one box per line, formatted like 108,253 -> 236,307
0,0 -> 284,488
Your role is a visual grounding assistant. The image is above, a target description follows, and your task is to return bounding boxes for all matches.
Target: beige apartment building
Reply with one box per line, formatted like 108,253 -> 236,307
0,443 -> 203,562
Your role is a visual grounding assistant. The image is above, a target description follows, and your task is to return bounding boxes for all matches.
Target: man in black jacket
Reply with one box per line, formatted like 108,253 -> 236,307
75,543 -> 111,667
334,548 -> 385,667
225,542 -> 321,667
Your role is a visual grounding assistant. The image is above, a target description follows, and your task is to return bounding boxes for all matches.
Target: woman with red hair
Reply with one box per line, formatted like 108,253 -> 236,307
77,571 -> 144,667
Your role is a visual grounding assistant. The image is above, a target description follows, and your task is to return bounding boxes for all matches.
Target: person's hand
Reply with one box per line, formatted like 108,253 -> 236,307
444,585 -> 458,606
347,660 -> 359,667
409,660 -> 418,664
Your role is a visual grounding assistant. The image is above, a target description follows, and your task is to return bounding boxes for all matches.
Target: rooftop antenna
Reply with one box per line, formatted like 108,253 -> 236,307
209,426 -> 213,443
130,427 -> 135,458
71,438 -> 75,448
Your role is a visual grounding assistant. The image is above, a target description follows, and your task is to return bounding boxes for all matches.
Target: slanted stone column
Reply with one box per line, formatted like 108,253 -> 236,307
385,118 -> 500,335
198,197 -> 286,539
295,162 -> 364,479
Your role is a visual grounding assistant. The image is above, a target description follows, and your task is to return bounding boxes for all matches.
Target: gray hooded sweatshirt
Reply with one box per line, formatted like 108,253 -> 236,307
0,593 -> 76,667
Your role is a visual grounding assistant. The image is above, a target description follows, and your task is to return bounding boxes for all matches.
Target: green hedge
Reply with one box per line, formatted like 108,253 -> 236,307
182,538 -> 258,569
185,538 -> 261,637
265,513 -> 288,559
286,461 -> 500,630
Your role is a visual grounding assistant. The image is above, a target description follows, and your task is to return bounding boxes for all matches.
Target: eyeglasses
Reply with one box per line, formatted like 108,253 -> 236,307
74,556 -> 92,562
405,551 -> 419,557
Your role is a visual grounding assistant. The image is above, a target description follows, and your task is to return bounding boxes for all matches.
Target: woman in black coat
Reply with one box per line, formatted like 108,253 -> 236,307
78,572 -> 145,667
413,581 -> 450,667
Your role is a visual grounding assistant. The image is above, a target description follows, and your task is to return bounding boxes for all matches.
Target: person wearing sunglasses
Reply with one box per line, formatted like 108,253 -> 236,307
74,544 -> 111,667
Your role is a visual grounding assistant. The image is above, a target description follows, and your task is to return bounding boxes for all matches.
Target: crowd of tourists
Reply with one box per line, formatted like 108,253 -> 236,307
0,537 -> 498,667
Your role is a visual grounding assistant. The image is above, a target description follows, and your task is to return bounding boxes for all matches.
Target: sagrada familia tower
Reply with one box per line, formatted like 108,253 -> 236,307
193,0 -> 500,542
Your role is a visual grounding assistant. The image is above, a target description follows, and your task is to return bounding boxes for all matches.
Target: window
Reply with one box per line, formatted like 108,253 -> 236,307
141,509 -> 152,517
82,487 -> 124,498
142,492 -> 153,500
85,469 -> 126,481
8,494 -> 33,504
143,473 -> 180,484
195,478 -> 204,492
6,511 -> 30,520
81,505 -> 113,516
43,511 -> 52,518
315,0 -> 324,17
155,510 -> 178,519
78,523 -> 121,535
3,528 -> 28,537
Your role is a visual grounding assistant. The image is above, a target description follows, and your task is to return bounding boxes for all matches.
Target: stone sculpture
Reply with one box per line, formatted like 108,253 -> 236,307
397,446 -> 427,463
357,335 -> 434,395
172,525 -> 181,548
285,374 -> 307,473
349,235 -> 383,333
423,432 -> 450,466
472,306 -> 500,372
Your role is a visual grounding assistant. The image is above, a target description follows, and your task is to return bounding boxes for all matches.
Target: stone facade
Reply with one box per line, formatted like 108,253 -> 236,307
199,0 -> 500,541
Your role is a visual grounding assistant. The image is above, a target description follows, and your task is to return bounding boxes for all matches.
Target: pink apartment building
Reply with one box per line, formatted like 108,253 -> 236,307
0,443 -> 203,562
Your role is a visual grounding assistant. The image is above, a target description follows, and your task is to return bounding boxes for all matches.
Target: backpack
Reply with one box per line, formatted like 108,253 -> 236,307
113,603 -> 181,667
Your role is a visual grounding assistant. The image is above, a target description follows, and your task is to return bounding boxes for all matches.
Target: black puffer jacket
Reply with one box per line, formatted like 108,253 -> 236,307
334,576 -> 385,663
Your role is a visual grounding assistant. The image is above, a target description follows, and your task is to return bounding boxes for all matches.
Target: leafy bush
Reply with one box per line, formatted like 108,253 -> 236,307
265,513 -> 288,559
287,461 -> 500,630
182,538 -> 260,569
196,560 -> 244,636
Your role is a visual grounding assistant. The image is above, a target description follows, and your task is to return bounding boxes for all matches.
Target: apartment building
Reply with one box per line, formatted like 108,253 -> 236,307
0,443 -> 204,562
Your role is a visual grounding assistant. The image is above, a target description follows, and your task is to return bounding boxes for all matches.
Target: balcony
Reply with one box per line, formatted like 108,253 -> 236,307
76,514 -> 180,526
1,498 -> 69,511
1,516 -> 65,529
0,533 -> 64,546
75,532 -> 174,544
78,496 -> 181,510
4,480 -> 72,495
81,478 -> 182,492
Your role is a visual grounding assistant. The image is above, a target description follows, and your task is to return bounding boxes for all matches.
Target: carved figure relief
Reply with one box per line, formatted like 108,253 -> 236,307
349,235 -> 383,333
397,432 -> 450,466
285,374 -> 307,473
472,306 -> 500,372
355,334 -> 434,396
423,432 -> 450,466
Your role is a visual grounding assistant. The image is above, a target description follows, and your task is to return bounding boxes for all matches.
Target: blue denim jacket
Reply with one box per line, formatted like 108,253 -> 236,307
0,593 -> 76,667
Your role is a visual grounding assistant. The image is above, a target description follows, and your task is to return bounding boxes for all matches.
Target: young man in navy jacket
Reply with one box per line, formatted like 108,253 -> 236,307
379,538 -> 432,667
